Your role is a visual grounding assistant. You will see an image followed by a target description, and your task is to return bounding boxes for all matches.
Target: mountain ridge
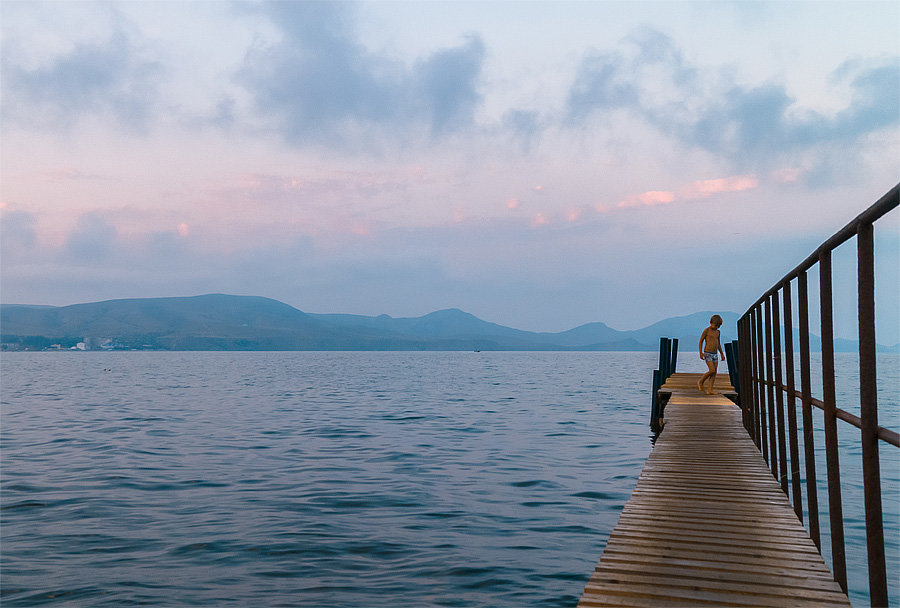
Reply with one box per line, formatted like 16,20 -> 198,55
1,294 -> 892,352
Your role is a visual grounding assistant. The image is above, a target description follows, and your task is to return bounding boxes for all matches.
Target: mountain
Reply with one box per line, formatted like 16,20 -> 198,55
308,308 -> 552,349
2,294 -> 888,352
1,295 -> 428,350
623,311 -> 742,346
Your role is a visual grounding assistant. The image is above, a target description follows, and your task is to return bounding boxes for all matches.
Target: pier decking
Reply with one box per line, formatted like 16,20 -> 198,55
578,372 -> 850,607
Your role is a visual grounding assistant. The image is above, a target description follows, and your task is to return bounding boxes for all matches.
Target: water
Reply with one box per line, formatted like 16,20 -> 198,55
1,351 -> 897,607
1,351 -> 656,607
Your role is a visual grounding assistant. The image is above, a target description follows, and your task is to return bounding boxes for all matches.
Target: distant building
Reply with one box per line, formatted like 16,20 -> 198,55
79,337 -> 114,350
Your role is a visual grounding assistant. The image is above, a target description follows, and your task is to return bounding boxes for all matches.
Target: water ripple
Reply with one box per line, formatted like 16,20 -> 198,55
6,351 -> 890,606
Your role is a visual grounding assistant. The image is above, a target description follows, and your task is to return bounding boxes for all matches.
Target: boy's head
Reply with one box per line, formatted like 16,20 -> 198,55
710,314 -> 723,328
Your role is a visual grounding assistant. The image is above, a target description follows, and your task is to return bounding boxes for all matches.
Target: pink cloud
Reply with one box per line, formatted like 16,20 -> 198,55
679,174 -> 758,199
506,198 -> 520,209
532,212 -> 548,226
618,190 -> 676,208
177,223 -> 190,237
618,173 -> 759,210
566,209 -> 583,222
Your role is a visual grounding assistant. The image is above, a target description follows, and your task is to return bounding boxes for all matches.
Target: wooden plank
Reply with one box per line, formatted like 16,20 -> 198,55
614,516 -> 817,541
603,535 -> 826,562
609,524 -> 821,549
596,551 -> 839,580
582,582 -> 845,608
595,556 -> 841,586
585,570 -> 851,603
577,372 -> 850,607
600,544 -> 835,571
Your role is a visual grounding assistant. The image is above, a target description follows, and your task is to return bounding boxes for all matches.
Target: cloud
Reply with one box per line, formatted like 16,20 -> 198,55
1,28 -> 161,131
65,212 -> 117,261
566,28 -> 899,174
413,35 -> 485,135
566,50 -> 636,122
502,109 -> 543,151
0,210 -> 38,262
672,62 -> 899,165
237,2 -> 485,147
617,174 -> 759,208
678,174 -> 758,199
831,59 -> 900,139
618,190 -> 676,208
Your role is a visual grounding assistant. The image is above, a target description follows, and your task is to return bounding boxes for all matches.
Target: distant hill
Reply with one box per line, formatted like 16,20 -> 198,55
1,294 -> 890,352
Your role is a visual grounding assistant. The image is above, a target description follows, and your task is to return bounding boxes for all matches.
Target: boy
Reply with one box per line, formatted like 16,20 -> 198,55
698,314 -> 726,394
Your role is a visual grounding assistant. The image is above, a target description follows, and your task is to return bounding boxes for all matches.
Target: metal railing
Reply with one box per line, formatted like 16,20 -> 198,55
736,183 -> 899,606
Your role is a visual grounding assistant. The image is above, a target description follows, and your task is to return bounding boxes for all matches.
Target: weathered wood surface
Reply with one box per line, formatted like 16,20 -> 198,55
578,372 -> 850,607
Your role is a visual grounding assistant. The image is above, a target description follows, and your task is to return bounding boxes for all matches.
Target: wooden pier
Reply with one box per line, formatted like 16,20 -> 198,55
578,372 -> 851,607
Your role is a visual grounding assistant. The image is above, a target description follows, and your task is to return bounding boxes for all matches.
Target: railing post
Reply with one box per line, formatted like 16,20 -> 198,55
782,279 -> 803,521
739,320 -> 755,438
754,305 -> 768,460
772,290 -> 789,495
798,269 -> 821,550
732,340 -> 741,394
820,249 -> 848,593
764,297 -> 778,477
747,309 -> 762,452
858,221 -> 887,607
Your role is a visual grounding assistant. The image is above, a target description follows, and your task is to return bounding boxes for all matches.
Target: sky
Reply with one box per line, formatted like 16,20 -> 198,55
1,1 -> 898,341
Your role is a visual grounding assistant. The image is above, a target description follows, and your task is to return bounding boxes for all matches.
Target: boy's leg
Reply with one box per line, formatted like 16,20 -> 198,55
707,361 -> 718,394
697,361 -> 713,393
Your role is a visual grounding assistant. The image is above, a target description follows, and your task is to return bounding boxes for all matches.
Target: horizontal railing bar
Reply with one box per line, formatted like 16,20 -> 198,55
743,184 -> 899,317
748,376 -> 900,447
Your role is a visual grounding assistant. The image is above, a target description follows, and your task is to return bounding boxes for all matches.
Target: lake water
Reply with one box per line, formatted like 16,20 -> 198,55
1,351 -> 897,607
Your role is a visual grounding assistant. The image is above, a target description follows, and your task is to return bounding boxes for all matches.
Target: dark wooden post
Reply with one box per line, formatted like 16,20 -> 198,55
650,368 -> 662,433
754,305 -> 769,461
857,221 -> 887,607
670,338 -> 678,376
782,279 -> 803,521
772,290 -> 789,495
658,338 -> 668,381
820,249 -> 847,593
798,269 -> 821,550
764,298 -> 778,476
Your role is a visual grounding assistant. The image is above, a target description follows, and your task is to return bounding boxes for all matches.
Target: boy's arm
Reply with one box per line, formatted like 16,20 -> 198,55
698,328 -> 707,356
718,331 -> 726,359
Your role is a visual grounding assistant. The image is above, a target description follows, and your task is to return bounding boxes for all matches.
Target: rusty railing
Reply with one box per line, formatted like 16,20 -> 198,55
736,183 -> 898,606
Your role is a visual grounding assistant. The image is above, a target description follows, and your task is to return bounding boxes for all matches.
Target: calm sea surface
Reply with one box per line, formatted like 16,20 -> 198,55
1,351 -> 897,607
